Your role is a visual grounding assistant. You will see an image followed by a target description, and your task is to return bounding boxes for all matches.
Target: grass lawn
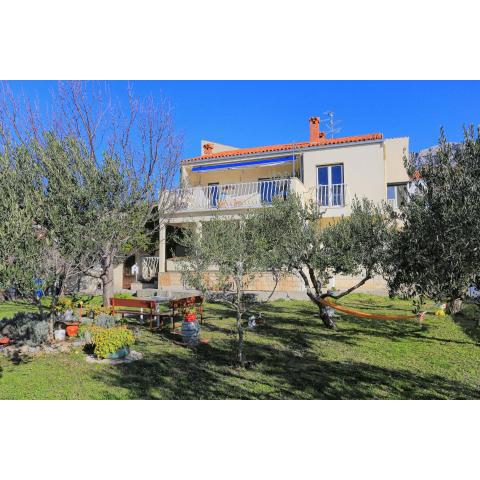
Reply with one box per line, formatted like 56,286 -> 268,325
0,294 -> 479,399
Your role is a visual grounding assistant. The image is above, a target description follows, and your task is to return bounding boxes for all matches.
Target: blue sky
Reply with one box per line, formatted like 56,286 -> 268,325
8,81 -> 480,158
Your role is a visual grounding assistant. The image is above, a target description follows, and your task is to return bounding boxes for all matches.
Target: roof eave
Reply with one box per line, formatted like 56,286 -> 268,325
182,138 -> 384,166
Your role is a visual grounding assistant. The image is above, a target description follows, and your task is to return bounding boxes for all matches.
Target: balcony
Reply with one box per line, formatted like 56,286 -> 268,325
168,178 -> 349,215
314,184 -> 347,208
172,178 -> 306,213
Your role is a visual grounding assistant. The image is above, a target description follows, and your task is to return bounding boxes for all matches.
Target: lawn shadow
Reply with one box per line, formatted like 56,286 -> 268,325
91,336 -> 258,399
251,343 -> 480,399
453,304 -> 480,344
90,300 -> 480,400
92,331 -> 480,399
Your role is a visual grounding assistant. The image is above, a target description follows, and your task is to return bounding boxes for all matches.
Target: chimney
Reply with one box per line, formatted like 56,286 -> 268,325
203,142 -> 214,155
309,117 -> 325,143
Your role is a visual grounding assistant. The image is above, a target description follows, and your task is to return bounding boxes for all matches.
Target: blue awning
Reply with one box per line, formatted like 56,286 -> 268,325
191,155 -> 296,172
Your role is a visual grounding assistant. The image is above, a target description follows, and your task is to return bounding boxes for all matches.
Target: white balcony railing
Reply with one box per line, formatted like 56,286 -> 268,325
315,184 -> 347,207
169,178 -> 348,213
173,178 -> 297,212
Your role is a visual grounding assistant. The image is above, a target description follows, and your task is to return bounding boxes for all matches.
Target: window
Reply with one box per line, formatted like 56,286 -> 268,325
317,164 -> 344,206
387,183 -> 408,208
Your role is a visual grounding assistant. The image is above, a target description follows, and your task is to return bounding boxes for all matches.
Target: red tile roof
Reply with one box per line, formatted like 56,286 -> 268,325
182,133 -> 383,164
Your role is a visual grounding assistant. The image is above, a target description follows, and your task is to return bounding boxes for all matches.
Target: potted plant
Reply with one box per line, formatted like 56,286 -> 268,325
183,306 -> 197,322
81,325 -> 135,359
181,306 -> 200,346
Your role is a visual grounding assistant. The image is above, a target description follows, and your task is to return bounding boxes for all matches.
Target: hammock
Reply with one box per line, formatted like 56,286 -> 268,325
318,297 -> 424,321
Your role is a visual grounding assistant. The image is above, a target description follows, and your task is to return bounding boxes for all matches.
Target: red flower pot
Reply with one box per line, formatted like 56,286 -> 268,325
0,337 -> 10,346
66,325 -> 79,337
184,312 -> 197,322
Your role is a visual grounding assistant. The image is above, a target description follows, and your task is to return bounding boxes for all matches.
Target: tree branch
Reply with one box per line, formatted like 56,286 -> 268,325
324,272 -> 372,300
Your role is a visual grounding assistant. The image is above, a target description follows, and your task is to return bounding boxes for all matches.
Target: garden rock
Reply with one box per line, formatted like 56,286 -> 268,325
23,345 -> 40,355
85,350 -> 143,365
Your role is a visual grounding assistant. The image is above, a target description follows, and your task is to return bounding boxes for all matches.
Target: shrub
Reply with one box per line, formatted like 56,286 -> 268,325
87,305 -> 113,318
0,312 -> 49,346
114,293 -> 134,299
86,325 -> 135,359
55,296 -> 74,313
94,313 -> 117,329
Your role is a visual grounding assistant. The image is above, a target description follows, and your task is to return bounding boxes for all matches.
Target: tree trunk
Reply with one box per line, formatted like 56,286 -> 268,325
318,302 -> 337,330
101,253 -> 115,307
446,298 -> 463,315
305,289 -> 338,330
236,307 -> 245,367
233,272 -> 245,367
46,291 -> 60,343
48,313 -> 55,342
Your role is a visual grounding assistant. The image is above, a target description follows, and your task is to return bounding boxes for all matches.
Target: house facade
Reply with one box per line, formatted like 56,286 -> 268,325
145,117 -> 410,295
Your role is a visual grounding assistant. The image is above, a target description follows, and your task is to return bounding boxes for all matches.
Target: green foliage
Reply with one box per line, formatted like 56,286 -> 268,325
94,313 -> 117,329
255,194 -> 393,285
252,194 -> 394,328
0,312 -> 49,346
179,213 -> 275,365
183,306 -> 196,315
55,296 -> 74,314
387,127 -> 480,307
1,81 -> 181,311
180,215 -> 270,294
87,305 -> 113,318
113,293 -> 134,299
85,325 -> 135,359
0,144 -> 46,299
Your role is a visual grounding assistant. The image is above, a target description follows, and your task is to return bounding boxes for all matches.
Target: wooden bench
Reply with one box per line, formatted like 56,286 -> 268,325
109,298 -> 159,329
109,296 -> 205,331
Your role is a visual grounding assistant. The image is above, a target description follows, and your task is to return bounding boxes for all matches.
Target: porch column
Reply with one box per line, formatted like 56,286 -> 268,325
158,223 -> 166,273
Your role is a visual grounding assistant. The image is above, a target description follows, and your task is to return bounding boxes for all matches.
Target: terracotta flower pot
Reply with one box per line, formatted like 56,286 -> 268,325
0,337 -> 10,346
66,325 -> 79,337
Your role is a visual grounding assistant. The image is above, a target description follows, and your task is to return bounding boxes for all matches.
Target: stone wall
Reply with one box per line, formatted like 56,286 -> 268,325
158,271 -> 388,296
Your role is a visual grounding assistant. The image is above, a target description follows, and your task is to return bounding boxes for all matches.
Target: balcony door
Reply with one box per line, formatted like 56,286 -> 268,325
317,164 -> 344,206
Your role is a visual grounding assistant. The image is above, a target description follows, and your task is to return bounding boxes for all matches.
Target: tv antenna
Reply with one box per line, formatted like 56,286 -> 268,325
322,111 -> 342,138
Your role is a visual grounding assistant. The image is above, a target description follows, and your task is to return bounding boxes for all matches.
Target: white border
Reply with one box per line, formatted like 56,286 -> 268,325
1,1 -> 478,477
1,1 -> 478,79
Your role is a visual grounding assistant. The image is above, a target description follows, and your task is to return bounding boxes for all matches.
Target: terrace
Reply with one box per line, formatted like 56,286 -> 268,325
171,177 -> 349,213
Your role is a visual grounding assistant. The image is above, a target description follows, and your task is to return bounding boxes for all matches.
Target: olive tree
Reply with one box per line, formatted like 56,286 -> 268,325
1,81 -> 182,306
0,130 -> 102,339
179,215 -> 277,366
254,195 -> 394,329
386,127 -> 480,314
0,145 -> 43,303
